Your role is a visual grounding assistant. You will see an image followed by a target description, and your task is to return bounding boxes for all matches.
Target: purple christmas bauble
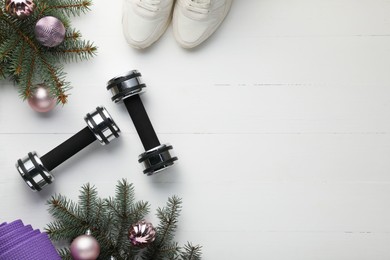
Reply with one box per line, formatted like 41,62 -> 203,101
70,234 -> 100,260
35,16 -> 66,47
28,84 -> 56,113
128,220 -> 156,247
5,0 -> 35,18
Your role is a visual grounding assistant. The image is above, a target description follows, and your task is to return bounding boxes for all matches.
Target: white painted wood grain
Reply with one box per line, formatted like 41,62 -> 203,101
1,0 -> 390,259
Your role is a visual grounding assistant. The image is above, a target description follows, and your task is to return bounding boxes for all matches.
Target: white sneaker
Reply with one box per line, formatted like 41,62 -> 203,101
172,0 -> 233,48
122,0 -> 174,49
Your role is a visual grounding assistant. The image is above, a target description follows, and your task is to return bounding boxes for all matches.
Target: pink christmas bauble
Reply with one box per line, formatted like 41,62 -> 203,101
28,84 -> 56,113
5,0 -> 35,18
128,220 -> 156,247
35,16 -> 66,47
70,235 -> 100,260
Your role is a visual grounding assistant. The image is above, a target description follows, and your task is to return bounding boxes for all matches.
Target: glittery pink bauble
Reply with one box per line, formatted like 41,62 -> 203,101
28,84 -> 56,113
5,0 -> 35,18
128,220 -> 156,247
35,16 -> 66,47
70,235 -> 100,260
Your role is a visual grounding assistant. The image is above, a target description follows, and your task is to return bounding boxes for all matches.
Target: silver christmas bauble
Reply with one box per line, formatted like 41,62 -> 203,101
5,0 -> 35,18
35,16 -> 66,47
27,84 -> 56,113
70,234 -> 100,260
128,220 -> 156,247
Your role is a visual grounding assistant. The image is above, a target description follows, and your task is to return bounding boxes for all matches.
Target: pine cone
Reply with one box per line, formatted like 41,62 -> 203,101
128,220 -> 156,247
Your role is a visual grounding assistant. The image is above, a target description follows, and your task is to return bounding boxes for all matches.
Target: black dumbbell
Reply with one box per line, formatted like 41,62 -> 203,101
16,106 -> 120,192
107,70 -> 178,176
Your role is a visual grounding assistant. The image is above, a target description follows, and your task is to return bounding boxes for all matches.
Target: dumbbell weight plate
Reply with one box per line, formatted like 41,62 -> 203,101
16,152 -> 52,192
138,144 -> 178,176
107,70 -> 146,103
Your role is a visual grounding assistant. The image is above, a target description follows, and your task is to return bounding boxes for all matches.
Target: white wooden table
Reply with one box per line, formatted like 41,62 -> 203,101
1,0 -> 390,259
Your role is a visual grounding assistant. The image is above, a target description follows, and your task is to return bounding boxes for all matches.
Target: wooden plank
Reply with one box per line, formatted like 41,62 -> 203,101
1,81 -> 390,133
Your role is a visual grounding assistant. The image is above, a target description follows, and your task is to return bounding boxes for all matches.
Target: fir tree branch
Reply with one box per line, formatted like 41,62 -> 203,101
104,180 -> 137,255
180,243 -> 202,260
15,42 -> 25,76
57,46 -> 96,55
38,56 -> 68,103
58,248 -> 72,260
160,242 -> 180,259
0,14 -> 37,52
158,196 -> 182,247
35,0 -> 91,18
36,2 -> 49,18
78,183 -> 98,223
47,180 -> 201,259
130,201 -> 150,223
65,29 -> 81,41
45,0 -> 92,16
46,220 -> 84,241
93,228 -> 118,259
143,196 -> 182,259
24,54 -> 36,98
47,195 -> 85,226
49,2 -> 91,10
93,198 -> 106,226
48,38 -> 97,64
0,38 -> 19,62
0,0 -> 97,105
0,12 -> 69,103
0,63 -> 5,79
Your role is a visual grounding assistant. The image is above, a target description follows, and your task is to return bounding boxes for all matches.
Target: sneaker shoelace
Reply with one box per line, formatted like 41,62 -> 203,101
185,0 -> 211,14
138,0 -> 161,12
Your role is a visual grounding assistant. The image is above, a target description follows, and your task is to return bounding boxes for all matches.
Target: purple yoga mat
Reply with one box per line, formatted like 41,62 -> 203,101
0,233 -> 61,260
0,225 -> 33,245
0,229 -> 40,253
0,220 -> 61,260
0,220 -> 23,237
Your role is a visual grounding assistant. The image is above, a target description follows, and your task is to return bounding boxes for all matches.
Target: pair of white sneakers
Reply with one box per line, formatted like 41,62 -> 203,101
123,0 -> 233,49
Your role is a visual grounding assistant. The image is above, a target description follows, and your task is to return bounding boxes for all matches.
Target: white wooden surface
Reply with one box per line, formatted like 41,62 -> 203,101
1,0 -> 390,259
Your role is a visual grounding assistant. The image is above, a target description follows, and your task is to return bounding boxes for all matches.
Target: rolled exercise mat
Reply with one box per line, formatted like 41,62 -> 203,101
0,220 -> 61,260
0,220 -> 24,237
0,224 -> 32,245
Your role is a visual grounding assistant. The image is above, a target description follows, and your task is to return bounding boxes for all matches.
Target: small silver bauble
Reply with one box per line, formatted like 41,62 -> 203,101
35,16 -> 66,47
70,234 -> 100,260
27,84 -> 56,113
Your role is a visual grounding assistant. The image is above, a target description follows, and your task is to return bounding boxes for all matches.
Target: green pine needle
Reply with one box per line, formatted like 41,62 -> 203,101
57,248 -> 72,260
181,243 -> 203,260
